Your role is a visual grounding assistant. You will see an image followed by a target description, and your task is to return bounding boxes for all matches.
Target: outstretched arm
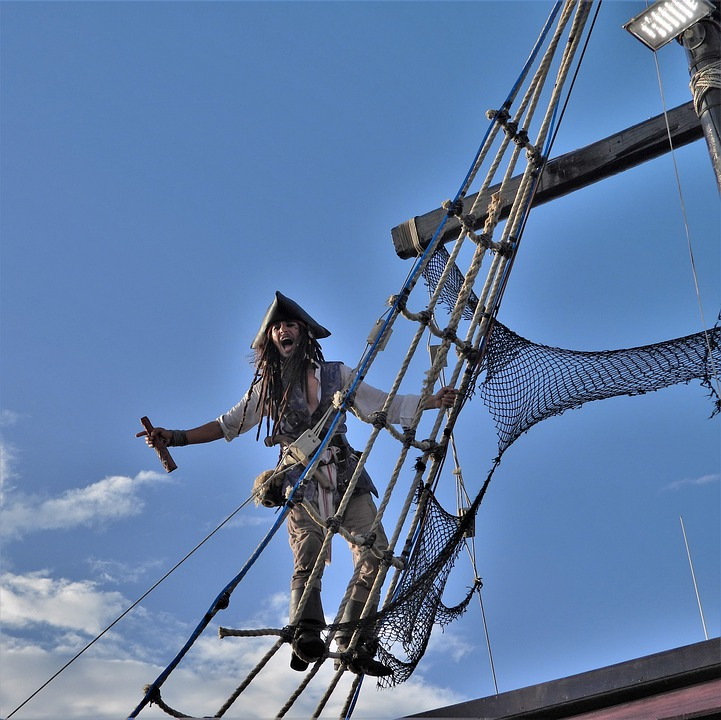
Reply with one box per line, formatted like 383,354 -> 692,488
137,420 -> 224,448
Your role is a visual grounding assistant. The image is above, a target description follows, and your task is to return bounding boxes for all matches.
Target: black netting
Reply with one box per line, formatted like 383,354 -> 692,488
423,245 -> 478,320
482,322 -> 721,454
362,315 -> 719,688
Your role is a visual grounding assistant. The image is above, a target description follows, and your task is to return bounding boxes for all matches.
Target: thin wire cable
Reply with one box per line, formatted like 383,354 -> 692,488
6,492 -> 259,719
652,40 -> 721,396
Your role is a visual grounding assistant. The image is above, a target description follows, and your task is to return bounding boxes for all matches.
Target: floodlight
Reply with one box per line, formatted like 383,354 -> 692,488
624,0 -> 716,51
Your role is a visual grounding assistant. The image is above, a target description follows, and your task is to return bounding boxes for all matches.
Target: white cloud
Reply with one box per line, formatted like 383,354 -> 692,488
0,571 -> 126,636
0,569 -> 464,720
1,629 -> 463,720
0,470 -> 169,539
0,441 -> 19,503
665,472 -> 721,491
426,626 -> 476,663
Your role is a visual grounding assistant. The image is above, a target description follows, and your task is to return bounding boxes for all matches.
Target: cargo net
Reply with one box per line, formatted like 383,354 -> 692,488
366,316 -> 720,687
370,487 -> 482,688
481,320 -> 721,454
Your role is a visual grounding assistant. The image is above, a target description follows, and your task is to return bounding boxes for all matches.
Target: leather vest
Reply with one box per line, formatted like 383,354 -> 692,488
275,362 -> 377,500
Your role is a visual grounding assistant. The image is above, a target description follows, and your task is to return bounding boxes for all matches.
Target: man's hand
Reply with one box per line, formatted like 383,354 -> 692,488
137,417 -> 178,473
136,426 -> 173,448
427,386 -> 458,410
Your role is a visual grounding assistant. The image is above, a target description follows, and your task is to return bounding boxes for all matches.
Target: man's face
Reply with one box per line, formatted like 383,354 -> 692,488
270,319 -> 302,359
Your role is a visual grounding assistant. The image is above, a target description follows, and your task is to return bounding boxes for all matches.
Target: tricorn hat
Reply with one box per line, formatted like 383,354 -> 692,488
251,291 -> 331,349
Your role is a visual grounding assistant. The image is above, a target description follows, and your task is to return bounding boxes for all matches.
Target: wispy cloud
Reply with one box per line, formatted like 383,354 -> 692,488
664,472 -> 721,491
85,557 -> 164,585
0,408 -> 22,427
0,470 -> 169,539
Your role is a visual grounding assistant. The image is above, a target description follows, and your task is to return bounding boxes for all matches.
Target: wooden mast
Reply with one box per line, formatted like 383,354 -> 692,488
391,102 -> 703,259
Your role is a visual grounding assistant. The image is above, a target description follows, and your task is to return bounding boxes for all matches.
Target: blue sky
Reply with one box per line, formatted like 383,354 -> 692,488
1,2 -> 719,719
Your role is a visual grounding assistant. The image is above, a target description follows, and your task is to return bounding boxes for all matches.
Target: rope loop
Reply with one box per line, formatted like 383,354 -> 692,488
690,61 -> 721,115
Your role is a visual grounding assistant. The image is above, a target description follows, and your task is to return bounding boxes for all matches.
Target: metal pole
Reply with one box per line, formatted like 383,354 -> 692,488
681,7 -> 721,194
679,515 -> 709,641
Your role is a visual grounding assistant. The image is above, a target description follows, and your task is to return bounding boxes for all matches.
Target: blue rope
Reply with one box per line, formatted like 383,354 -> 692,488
129,7 -> 569,717
127,502 -> 291,718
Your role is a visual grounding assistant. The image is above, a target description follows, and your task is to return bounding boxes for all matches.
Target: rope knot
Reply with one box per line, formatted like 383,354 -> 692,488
371,411 -> 387,429
428,442 -> 444,462
513,128 -> 529,146
442,197 -> 464,218
526,146 -> 544,167
497,239 -> 515,257
441,327 -> 457,343
487,107 -> 509,123
214,591 -> 231,611
503,119 -> 518,139
473,232 -> 493,250
361,531 -> 377,548
402,428 -> 416,449
325,515 -> 342,533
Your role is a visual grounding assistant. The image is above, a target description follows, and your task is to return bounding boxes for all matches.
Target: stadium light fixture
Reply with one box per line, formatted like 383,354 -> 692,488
624,0 -> 716,51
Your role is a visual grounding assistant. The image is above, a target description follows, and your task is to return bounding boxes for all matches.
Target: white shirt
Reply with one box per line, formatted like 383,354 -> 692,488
217,362 -> 420,441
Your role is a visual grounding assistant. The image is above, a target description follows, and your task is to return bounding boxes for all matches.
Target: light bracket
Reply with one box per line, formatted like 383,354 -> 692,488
624,0 -> 716,51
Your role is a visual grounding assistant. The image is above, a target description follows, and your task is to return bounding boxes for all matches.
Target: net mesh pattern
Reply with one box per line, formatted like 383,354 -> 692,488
367,316 -> 719,686
423,245 -> 479,320
372,489 -> 481,687
482,321 -> 721,454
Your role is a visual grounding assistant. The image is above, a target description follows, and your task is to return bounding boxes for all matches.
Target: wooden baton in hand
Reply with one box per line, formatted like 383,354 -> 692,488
140,416 -> 178,473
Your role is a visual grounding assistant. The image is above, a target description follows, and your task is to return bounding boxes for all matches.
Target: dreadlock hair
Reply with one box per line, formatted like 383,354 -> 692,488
245,321 -> 325,442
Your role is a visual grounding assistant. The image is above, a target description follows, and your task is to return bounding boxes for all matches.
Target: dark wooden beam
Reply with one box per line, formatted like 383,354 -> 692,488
391,101 -> 703,259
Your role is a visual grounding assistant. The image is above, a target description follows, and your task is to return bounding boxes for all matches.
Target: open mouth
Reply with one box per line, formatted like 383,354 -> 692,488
281,338 -> 294,350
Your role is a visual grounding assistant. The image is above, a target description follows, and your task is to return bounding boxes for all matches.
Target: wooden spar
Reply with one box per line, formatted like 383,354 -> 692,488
391,101 -> 703,259
140,416 -> 178,473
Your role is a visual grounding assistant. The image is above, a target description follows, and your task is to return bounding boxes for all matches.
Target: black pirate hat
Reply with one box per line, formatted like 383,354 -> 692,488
251,291 -> 331,349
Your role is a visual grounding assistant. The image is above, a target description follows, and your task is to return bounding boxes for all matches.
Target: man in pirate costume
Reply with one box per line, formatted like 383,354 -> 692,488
140,292 -> 457,676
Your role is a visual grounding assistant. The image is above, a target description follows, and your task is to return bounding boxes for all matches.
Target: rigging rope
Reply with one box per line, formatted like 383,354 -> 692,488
115,3 -> 718,717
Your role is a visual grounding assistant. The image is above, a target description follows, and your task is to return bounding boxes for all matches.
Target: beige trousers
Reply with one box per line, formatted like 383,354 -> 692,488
286,493 -> 389,603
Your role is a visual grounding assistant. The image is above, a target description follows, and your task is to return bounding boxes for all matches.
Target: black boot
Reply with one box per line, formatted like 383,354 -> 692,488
335,599 -> 392,678
289,587 -> 325,671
